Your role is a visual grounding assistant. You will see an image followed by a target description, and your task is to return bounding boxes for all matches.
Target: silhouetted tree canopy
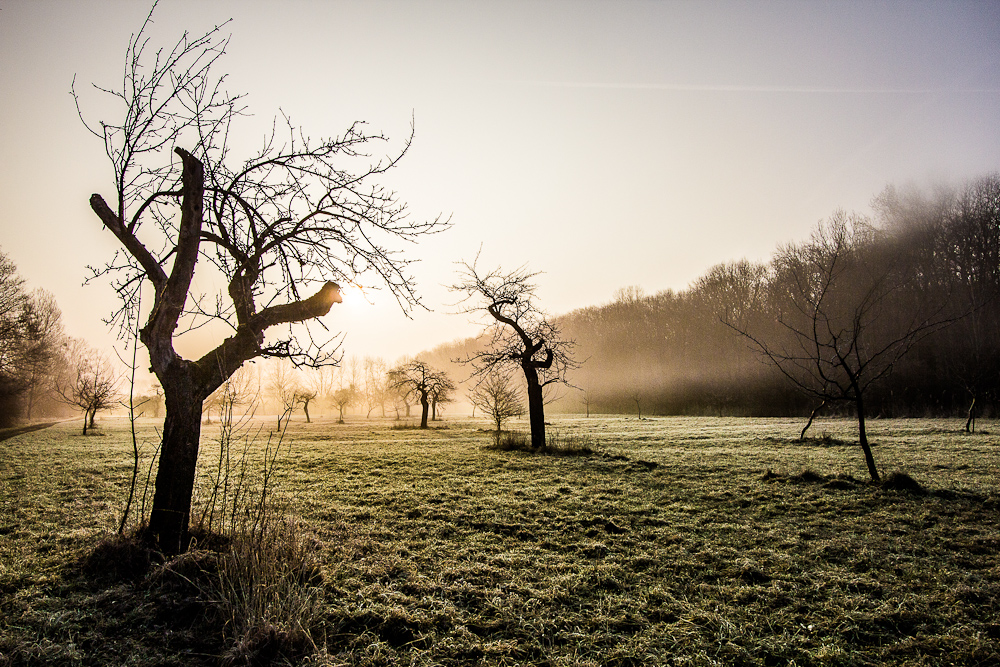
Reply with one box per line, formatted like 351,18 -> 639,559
75,5 -> 446,552
451,259 -> 576,449
0,249 -> 66,426
388,359 -> 454,429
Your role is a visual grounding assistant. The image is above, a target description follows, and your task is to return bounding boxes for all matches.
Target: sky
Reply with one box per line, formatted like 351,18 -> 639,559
1,0 -> 998,380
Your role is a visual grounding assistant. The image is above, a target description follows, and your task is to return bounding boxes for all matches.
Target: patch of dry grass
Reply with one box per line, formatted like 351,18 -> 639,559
1,415 -> 999,665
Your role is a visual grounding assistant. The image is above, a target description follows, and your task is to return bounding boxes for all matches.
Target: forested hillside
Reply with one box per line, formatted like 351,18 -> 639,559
427,176 -> 1000,420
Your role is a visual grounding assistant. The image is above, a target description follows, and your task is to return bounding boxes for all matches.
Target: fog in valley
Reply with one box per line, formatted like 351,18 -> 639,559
3,4 -> 1000,665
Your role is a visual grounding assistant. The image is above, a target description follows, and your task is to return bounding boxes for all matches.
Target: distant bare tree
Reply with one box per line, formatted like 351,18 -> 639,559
471,371 -> 524,444
55,340 -> 121,434
267,360 -> 299,430
300,366 -> 335,420
296,387 -> 318,423
729,214 -> 954,482
429,375 -> 456,421
877,176 -> 1000,433
17,290 -> 65,420
451,259 -> 576,449
388,360 -> 452,429
0,251 -> 27,400
0,254 -> 66,424
629,389 -> 642,420
613,285 -> 646,304
331,384 -> 356,423
362,356 -> 389,417
74,6 -> 445,551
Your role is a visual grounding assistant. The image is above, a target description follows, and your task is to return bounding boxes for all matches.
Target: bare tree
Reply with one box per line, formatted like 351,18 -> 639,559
388,360 -> 452,428
0,250 -> 27,397
729,214 -> 954,482
331,384 -> 356,423
267,359 -> 299,430
0,253 -> 67,424
429,375 -> 456,421
629,389 -> 642,420
16,290 -> 65,420
55,340 -> 122,434
75,7 -> 445,551
877,176 -> 1000,433
296,387 -> 318,423
390,381 -> 412,420
471,371 -> 524,443
451,260 -> 576,449
362,355 -> 389,417
299,366 -> 334,421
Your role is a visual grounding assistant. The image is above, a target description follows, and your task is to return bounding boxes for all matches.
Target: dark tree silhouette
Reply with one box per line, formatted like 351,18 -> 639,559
429,379 -> 454,421
876,176 -> 1000,433
729,214 -> 953,482
388,360 -> 453,429
0,251 -> 66,425
451,260 -> 575,449
297,387 -> 318,423
75,7 -> 445,552
19,290 -> 64,420
55,340 -> 121,435
331,384 -> 356,424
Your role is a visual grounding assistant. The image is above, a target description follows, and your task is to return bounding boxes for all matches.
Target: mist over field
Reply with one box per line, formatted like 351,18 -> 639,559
420,177 -> 1000,426
1,1 -> 999,665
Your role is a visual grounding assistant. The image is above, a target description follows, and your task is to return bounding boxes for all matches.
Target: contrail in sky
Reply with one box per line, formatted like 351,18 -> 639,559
512,81 -> 1000,94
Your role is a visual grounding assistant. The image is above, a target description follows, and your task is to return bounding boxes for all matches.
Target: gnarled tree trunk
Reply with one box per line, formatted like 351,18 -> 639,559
525,367 -> 545,449
419,392 -> 430,428
150,375 -> 207,554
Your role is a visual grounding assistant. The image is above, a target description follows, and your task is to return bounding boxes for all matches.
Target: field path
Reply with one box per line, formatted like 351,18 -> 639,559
0,420 -> 64,442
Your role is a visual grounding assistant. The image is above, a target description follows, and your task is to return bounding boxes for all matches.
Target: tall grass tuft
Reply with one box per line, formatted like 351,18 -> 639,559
214,514 -> 325,666
487,429 -> 597,456
186,374 -> 327,664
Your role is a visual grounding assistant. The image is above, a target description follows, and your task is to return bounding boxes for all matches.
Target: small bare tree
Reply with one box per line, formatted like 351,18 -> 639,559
430,376 -> 456,421
451,259 -> 576,449
268,360 -> 299,430
471,371 -> 524,444
74,7 -> 445,551
362,356 -> 389,417
296,387 -> 318,423
331,384 -> 356,424
55,340 -> 122,434
629,389 -> 642,420
729,214 -> 954,482
388,360 -> 453,428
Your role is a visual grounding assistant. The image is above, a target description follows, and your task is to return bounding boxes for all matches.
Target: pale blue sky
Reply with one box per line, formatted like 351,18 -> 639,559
1,0 -> 998,372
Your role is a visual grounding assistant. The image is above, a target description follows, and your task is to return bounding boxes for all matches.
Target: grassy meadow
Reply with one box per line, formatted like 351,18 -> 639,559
1,414 -> 999,666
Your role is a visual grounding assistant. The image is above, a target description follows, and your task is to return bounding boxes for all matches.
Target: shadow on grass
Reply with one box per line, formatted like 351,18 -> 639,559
484,430 -> 661,472
0,526 -> 324,667
0,421 -> 62,443
760,467 -> 999,505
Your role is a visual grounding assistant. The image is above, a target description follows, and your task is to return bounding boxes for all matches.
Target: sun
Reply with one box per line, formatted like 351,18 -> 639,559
334,282 -> 375,314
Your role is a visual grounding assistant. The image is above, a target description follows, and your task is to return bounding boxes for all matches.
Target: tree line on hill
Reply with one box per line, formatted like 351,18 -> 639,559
424,176 -> 1000,425
0,248 -> 123,429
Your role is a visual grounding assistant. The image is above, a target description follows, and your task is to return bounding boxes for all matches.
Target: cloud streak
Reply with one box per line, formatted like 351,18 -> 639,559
510,80 -> 1000,95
